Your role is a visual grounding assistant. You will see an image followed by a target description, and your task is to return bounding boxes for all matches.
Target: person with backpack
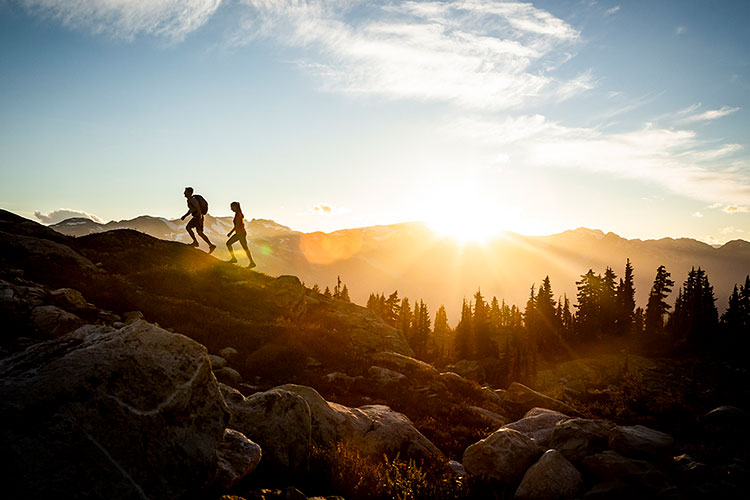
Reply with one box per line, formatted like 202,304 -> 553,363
226,201 -> 256,269
181,186 -> 216,254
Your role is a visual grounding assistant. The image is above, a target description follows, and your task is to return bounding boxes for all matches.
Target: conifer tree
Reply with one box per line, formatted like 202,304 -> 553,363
600,267 -> 618,335
340,284 -> 350,302
575,269 -> 603,340
615,259 -> 636,335
433,305 -> 451,359
311,283 -> 321,294
454,299 -> 474,360
383,290 -> 400,326
399,297 -> 412,340
669,267 -> 718,346
474,289 -> 493,357
323,286 -> 332,299
645,265 -> 674,335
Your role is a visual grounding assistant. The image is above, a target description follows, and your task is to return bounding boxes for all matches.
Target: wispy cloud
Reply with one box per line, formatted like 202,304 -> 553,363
446,114 -> 750,206
21,0 -> 222,41
605,6 -> 621,16
299,202 -> 350,216
679,105 -> 740,124
675,25 -> 687,35
234,0 -> 587,110
723,205 -> 750,214
35,208 -> 103,224
693,212 -> 704,218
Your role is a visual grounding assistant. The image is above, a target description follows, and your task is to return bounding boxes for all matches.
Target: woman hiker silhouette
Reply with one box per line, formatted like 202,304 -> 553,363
227,201 -> 256,269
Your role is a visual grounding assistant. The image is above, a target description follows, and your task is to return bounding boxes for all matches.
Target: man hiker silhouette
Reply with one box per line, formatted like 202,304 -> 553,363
226,201 -> 256,269
181,187 -> 216,254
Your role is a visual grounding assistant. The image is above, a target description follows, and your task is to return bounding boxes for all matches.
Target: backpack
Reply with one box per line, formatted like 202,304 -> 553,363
193,194 -> 209,215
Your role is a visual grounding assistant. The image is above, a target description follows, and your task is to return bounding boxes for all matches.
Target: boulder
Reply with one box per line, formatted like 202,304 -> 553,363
266,275 -> 307,319
209,354 -> 228,370
221,385 -> 312,473
463,428 -> 541,484
29,305 -> 84,338
505,382 -> 578,418
370,351 -> 438,377
439,371 -> 479,397
367,365 -> 407,385
515,449 -> 583,500
608,425 -> 674,461
582,450 -> 672,495
0,320 -> 228,499
447,359 -> 485,381
699,405 -> 749,433
214,429 -> 262,490
467,406 -> 509,428
215,367 -> 242,385
50,287 -> 90,312
504,408 -> 570,447
219,347 -> 239,361
277,384 -> 443,462
549,418 -> 615,462
123,310 -> 145,324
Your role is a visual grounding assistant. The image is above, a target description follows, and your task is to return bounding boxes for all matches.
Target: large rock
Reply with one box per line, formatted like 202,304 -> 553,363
29,305 -> 84,338
504,407 -> 570,447
463,428 -> 541,485
608,425 -> 674,461
0,320 -> 228,499
582,450 -> 672,496
515,449 -> 583,500
266,275 -> 307,319
505,382 -> 578,418
549,418 -> 615,462
214,429 -> 262,490
370,351 -> 438,377
221,385 -> 312,473
277,384 -> 443,462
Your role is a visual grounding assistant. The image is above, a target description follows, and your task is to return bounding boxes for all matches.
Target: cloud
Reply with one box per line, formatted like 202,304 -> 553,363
679,105 -> 741,124
675,26 -> 687,35
693,212 -> 704,218
235,0 -> 587,110
35,209 -> 103,224
446,114 -> 750,206
300,203 -> 350,216
20,0 -> 222,41
605,6 -> 621,16
723,205 -> 750,214
720,226 -> 745,235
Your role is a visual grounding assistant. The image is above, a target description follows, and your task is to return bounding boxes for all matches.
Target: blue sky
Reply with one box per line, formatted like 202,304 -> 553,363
1,0 -> 748,244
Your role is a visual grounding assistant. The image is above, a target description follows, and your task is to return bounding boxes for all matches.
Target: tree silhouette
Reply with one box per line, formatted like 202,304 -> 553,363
669,267 -> 718,346
645,265 -> 674,335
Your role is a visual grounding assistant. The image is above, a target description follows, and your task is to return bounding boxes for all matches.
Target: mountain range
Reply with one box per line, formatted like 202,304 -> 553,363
50,215 -> 750,322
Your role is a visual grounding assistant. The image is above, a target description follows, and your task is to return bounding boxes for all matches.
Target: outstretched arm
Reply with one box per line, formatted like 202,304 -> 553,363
227,228 -> 235,237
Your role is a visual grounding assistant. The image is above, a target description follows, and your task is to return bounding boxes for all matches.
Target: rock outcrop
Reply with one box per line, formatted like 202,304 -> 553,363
0,320 -> 229,499
462,428 -> 541,484
214,429 -> 262,490
515,449 -> 584,500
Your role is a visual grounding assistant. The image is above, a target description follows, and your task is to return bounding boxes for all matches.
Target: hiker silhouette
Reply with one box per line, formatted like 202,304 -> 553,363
227,201 -> 256,269
181,187 -> 216,254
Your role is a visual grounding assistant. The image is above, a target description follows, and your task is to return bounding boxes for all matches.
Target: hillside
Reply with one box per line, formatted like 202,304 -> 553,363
3,208 -> 748,499
50,214 -> 750,320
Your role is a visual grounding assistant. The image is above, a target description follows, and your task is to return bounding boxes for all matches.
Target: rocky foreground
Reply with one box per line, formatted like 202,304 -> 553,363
1,209 -> 748,499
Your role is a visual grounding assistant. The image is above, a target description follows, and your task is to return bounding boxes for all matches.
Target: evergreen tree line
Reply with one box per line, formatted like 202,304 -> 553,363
311,276 -> 351,302
365,260 -> 750,370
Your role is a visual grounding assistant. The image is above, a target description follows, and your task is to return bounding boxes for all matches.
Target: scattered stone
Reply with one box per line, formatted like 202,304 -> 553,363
505,382 -> 578,418
582,450 -> 672,495
123,310 -> 144,324
699,406 -> 749,432
608,425 -> 674,462
214,428 -> 262,490
504,407 -> 570,447
215,366 -> 242,384
515,449 -> 583,500
549,418 -> 614,462
209,354 -> 228,370
50,287 -> 89,312
221,385 -> 312,473
219,346 -> 239,361
367,365 -> 407,384
29,305 -> 83,338
278,383 -> 443,462
463,428 -> 541,484
447,359 -> 485,381
467,406 -> 508,428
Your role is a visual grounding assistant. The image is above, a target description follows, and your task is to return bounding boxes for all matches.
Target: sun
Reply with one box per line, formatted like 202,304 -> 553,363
420,181 -> 506,244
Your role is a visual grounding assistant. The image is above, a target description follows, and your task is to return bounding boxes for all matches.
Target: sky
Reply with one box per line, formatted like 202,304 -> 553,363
1,0 -> 749,244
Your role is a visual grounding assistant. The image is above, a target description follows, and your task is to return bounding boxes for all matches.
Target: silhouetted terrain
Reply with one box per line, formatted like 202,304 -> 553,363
50,215 -> 750,320
2,209 -> 748,500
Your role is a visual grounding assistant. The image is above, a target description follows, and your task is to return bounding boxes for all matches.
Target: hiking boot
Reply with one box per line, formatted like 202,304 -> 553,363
189,241 -> 199,247
208,244 -> 217,255
228,257 -> 238,264
248,262 -> 257,269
